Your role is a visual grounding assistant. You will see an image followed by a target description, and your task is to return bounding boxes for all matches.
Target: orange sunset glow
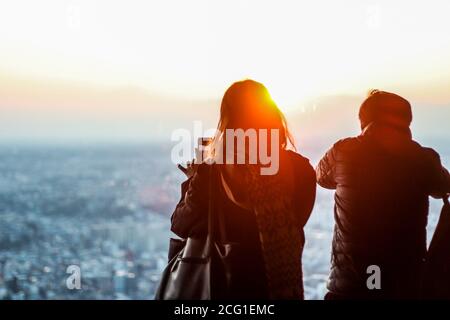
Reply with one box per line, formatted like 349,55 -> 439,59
0,0 -> 450,143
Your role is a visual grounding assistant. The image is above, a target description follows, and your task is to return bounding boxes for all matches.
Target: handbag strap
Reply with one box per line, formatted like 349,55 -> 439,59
220,172 -> 252,210
206,164 -> 214,253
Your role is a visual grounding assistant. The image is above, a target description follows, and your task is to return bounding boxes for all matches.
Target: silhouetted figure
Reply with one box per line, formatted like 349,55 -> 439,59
171,80 -> 316,299
317,90 -> 450,299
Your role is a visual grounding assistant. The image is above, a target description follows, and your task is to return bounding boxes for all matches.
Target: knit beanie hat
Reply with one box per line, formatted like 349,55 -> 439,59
359,89 -> 412,130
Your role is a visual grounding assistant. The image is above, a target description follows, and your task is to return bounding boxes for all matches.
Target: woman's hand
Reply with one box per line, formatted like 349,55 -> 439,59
178,159 -> 199,179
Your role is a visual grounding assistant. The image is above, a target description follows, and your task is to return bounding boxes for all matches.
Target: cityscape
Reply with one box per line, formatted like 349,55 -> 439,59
0,143 -> 446,299
0,144 -> 176,299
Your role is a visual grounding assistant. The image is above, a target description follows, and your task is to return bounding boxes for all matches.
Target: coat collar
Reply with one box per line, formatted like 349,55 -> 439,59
361,121 -> 412,140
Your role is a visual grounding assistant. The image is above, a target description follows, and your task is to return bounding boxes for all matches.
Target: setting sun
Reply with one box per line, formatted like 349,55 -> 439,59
1,0 -> 450,142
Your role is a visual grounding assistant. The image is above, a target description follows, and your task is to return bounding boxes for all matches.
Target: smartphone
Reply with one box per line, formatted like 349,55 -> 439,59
177,163 -> 188,175
195,137 -> 212,163
177,137 -> 212,174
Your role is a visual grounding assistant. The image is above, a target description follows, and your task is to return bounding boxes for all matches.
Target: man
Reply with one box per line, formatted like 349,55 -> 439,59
316,90 -> 450,299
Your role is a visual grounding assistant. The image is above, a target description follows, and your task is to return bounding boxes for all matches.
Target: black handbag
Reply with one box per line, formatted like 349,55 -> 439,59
154,164 -> 239,300
422,196 -> 450,299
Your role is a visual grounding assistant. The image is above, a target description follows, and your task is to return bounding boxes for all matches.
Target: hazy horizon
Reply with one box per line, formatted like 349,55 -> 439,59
1,90 -> 448,146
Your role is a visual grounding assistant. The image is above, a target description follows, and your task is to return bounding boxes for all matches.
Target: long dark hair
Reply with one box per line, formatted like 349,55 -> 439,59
210,80 -> 302,299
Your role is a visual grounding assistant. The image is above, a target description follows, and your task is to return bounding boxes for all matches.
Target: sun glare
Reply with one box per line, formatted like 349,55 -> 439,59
1,0 -> 450,116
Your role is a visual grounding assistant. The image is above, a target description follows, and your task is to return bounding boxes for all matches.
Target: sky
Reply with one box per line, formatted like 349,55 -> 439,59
1,0 -> 450,143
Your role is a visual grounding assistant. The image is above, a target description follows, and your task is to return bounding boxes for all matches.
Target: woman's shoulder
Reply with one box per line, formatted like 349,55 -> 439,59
284,149 -> 313,168
283,149 -> 316,181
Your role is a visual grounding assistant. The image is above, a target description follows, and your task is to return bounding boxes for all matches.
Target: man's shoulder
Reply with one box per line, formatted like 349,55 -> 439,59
330,137 -> 362,153
410,141 -> 441,163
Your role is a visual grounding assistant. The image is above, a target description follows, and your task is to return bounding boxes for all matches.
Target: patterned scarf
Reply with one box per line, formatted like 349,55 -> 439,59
221,157 -> 303,299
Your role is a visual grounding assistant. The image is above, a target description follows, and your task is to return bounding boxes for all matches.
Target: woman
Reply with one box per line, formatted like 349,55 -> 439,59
171,80 -> 316,299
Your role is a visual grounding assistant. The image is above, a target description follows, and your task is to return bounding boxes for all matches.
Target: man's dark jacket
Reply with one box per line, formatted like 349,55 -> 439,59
317,123 -> 450,298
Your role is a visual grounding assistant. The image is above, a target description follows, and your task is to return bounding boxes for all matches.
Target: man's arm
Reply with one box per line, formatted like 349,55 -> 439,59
424,148 -> 450,199
316,144 -> 338,190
